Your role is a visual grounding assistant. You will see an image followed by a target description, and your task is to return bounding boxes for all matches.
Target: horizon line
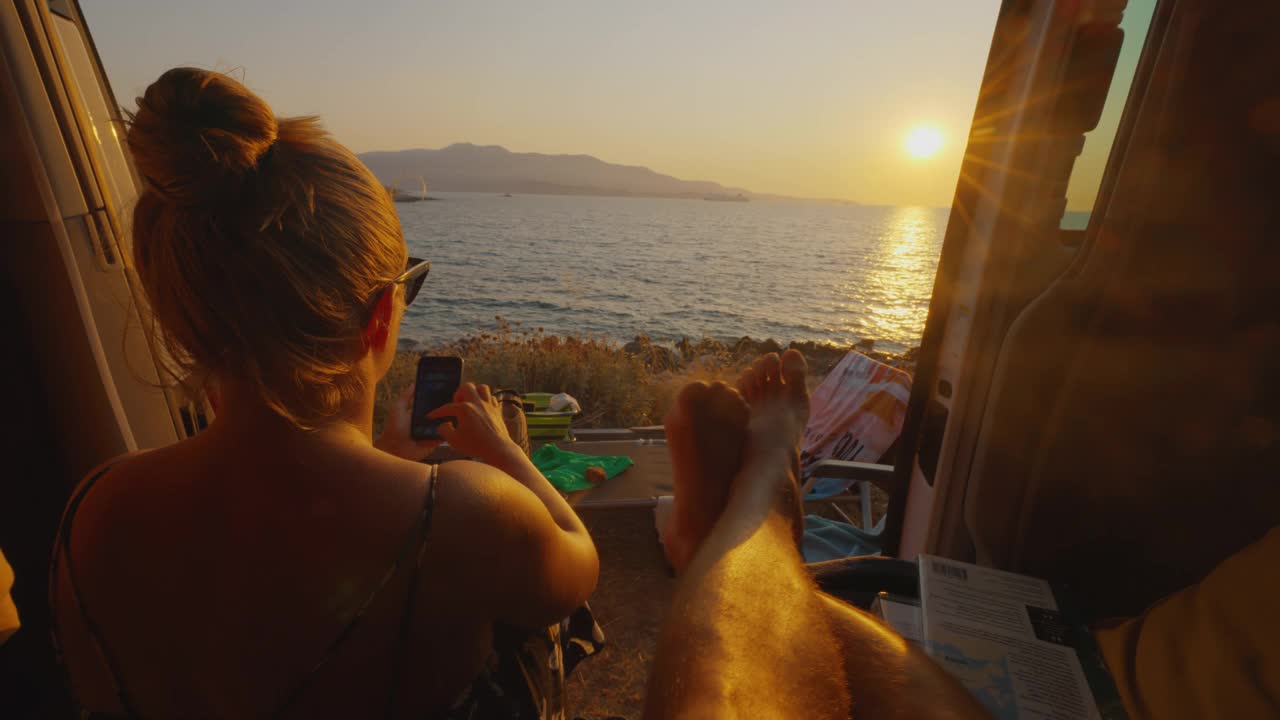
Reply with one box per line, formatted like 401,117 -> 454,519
359,141 -> 1098,214
357,141 -> 867,205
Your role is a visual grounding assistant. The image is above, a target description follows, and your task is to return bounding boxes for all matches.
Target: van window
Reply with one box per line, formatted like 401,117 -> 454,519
1060,0 -> 1159,230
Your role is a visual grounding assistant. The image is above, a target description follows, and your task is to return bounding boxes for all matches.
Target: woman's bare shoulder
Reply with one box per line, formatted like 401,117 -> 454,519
77,447 -> 157,483
63,447 -> 170,521
426,460 -> 553,555
77,436 -> 209,489
431,459 -> 525,516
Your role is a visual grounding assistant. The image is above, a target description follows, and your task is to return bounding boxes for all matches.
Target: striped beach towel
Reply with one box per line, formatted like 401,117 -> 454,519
800,352 -> 912,495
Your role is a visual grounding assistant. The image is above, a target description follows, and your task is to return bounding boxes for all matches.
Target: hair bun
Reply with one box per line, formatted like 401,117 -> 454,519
127,67 -> 278,205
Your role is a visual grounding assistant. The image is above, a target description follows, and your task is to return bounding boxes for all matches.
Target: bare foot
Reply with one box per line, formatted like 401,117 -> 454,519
735,350 -> 810,540
663,351 -> 811,571
662,381 -> 750,573
736,350 -> 809,438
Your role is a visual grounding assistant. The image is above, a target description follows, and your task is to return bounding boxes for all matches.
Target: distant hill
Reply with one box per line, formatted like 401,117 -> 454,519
358,143 -> 760,200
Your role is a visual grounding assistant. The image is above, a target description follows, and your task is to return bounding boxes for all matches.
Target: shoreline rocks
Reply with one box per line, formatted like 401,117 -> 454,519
629,334 -> 921,377
623,336 -> 677,371
402,328 -> 922,379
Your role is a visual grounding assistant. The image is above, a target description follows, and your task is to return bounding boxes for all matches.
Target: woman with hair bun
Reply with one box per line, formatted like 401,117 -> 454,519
50,67 -> 598,719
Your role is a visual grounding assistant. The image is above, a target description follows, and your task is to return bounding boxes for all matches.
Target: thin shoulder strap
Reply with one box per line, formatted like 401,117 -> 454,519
385,464 -> 439,719
50,462 -> 146,719
274,464 -> 440,719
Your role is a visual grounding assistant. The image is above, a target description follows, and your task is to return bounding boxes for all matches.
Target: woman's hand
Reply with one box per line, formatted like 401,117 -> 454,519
374,384 -> 441,462
429,383 -> 517,462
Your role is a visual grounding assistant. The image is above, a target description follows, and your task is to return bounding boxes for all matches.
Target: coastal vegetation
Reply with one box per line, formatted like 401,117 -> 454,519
374,317 -> 918,434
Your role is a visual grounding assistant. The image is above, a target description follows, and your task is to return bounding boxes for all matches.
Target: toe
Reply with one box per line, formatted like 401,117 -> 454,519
706,380 -> 732,403
781,349 -> 808,399
667,381 -> 709,429
759,353 -> 782,390
706,382 -> 750,427
677,380 -> 710,410
749,356 -> 769,392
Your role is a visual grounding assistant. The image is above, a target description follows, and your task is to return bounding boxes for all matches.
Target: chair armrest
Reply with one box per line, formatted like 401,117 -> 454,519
808,460 -> 897,492
627,425 -> 666,440
570,428 -> 642,442
567,427 -> 667,443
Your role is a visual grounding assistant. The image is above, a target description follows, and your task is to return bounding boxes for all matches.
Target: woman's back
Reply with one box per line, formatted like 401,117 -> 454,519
50,67 -> 598,719
53,426 -> 508,717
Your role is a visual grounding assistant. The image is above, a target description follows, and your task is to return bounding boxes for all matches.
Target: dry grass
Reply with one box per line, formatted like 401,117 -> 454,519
372,319 -> 904,435
449,321 -> 656,428
375,320 -> 754,435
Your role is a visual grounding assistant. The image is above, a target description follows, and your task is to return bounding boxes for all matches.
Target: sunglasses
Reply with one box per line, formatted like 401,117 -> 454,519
392,256 -> 431,307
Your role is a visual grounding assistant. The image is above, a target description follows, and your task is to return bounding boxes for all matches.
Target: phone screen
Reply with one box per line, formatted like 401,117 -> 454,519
410,356 -> 463,440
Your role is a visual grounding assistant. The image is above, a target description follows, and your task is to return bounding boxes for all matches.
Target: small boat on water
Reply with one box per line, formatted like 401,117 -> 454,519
704,193 -> 749,202
390,177 -> 433,203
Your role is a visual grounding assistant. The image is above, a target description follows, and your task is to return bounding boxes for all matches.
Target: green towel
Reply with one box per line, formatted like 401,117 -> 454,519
530,444 -> 634,492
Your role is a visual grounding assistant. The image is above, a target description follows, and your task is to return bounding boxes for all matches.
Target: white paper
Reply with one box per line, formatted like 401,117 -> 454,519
919,555 -> 1101,720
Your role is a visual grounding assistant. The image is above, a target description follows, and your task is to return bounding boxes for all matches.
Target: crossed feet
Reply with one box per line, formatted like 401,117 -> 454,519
662,349 -> 810,573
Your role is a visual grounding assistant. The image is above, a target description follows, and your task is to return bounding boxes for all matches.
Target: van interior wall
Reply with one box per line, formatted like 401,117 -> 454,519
965,1 -> 1280,618
0,74 -> 123,715
0,264 -> 78,717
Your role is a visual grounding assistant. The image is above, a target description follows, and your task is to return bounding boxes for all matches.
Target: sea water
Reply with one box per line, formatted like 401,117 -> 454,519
398,192 -> 949,354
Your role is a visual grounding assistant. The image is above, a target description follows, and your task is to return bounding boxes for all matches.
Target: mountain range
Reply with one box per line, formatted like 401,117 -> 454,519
357,143 -> 763,201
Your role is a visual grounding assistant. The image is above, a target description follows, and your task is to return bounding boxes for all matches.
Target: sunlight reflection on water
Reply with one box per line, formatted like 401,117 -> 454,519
399,194 -> 946,353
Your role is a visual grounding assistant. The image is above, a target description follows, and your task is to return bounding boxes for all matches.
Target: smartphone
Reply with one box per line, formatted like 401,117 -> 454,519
410,356 -> 463,440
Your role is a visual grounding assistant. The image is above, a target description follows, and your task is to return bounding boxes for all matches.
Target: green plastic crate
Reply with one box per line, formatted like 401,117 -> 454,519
521,392 -> 575,442
522,392 -> 555,411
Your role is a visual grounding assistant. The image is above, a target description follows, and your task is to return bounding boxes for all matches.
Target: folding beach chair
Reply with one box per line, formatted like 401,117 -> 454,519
798,352 -> 912,549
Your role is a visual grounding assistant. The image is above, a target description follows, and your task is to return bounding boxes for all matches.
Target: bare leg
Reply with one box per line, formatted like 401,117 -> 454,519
648,351 -> 988,720
647,351 -> 850,719
662,381 -> 749,573
819,595 -> 989,719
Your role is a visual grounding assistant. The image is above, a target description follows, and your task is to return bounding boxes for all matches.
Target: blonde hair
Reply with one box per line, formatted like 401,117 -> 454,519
126,67 -> 406,428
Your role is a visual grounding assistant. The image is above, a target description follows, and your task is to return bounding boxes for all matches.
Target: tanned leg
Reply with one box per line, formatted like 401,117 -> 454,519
648,351 -> 989,720
647,351 -> 849,719
818,594 -> 989,719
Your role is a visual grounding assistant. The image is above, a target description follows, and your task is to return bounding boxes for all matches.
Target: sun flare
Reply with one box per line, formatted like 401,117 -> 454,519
904,125 -> 944,159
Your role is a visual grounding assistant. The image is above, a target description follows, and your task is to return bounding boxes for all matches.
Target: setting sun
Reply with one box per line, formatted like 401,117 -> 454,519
904,125 -> 944,159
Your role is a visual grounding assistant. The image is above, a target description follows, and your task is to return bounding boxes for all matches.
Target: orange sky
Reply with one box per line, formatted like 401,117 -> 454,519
83,1 -> 1152,209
